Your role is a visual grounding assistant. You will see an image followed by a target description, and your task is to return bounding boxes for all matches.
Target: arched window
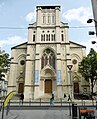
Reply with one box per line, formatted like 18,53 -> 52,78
48,15 -> 50,24
43,15 -> 45,24
46,34 -> 49,41
52,14 -> 55,24
41,49 -> 56,69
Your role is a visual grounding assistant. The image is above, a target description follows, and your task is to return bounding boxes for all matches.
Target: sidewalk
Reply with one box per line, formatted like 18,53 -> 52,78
0,109 -> 72,119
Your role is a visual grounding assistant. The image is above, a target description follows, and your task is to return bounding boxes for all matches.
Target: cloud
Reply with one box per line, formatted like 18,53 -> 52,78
25,10 -> 36,22
62,7 -> 92,25
0,36 -> 27,48
78,38 -> 97,55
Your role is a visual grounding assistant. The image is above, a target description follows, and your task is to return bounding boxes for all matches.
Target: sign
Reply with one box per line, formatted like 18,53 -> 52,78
67,65 -> 73,70
3,91 -> 16,108
57,70 -> 62,85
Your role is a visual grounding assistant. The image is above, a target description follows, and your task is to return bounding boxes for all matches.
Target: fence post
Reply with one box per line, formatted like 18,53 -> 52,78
29,98 -> 31,106
60,98 -> 62,106
72,103 -> 77,119
40,98 -> 41,106
69,102 -> 71,116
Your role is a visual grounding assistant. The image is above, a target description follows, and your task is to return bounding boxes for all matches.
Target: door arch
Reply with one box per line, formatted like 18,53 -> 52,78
45,79 -> 52,93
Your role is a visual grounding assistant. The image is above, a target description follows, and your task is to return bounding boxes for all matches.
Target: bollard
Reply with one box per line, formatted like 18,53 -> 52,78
40,98 -> 41,106
72,103 -> 77,119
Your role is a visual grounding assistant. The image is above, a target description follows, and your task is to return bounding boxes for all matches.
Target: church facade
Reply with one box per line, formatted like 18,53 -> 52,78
8,6 -> 89,100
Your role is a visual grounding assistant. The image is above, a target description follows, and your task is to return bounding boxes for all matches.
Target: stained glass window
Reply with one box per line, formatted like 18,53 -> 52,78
41,49 -> 55,69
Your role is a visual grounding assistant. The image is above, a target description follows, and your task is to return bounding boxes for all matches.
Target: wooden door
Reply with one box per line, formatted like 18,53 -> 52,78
45,79 -> 52,93
18,83 -> 24,93
74,83 -> 79,93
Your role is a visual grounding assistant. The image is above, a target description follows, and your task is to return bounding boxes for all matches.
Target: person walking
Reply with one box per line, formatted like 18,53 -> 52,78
50,94 -> 54,105
68,94 -> 72,101
20,93 -> 24,105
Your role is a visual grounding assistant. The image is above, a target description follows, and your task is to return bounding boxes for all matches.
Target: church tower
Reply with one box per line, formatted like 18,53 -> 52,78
23,6 -> 72,100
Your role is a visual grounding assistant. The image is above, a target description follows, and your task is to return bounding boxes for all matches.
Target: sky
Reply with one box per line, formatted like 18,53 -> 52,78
0,0 -> 97,55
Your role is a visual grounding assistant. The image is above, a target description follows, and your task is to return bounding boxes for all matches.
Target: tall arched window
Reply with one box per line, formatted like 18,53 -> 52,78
48,15 -> 50,24
41,49 -> 56,69
43,15 -> 45,24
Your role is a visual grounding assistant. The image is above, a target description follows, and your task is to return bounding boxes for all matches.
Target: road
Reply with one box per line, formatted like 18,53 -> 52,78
0,101 -> 96,119
0,106 -> 72,119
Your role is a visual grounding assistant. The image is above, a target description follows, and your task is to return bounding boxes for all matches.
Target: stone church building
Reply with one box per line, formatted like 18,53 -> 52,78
8,6 -> 89,100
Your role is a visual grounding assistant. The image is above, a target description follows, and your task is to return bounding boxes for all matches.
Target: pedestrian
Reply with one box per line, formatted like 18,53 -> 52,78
95,95 -> 97,109
50,94 -> 54,105
64,93 -> 67,101
64,93 -> 66,98
68,94 -> 72,101
20,93 -> 24,105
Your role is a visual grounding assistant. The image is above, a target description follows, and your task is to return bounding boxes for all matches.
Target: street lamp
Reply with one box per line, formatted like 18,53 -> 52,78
89,31 -> 96,35
91,41 -> 96,44
67,65 -> 73,100
87,18 -> 97,36
87,19 -> 95,23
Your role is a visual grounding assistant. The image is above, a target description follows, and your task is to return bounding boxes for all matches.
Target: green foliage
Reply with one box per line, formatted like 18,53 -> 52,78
79,48 -> 97,94
0,50 -> 10,74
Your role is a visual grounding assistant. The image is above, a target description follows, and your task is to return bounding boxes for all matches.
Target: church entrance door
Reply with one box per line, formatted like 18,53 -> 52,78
74,82 -> 79,94
18,83 -> 24,93
45,79 -> 52,93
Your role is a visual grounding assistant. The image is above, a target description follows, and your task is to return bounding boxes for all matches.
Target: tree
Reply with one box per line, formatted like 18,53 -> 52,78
0,49 -> 10,74
79,48 -> 97,95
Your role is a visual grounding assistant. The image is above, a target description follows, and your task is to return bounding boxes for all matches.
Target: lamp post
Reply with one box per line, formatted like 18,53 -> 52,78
67,64 -> 73,100
67,64 -> 73,117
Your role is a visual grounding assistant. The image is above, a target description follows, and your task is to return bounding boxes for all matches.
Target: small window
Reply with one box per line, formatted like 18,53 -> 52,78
41,34 -> 43,41
51,34 -> 53,41
43,34 -> 45,41
72,59 -> 77,64
20,60 -> 25,65
51,34 -> 55,41
33,35 -> 35,41
46,34 -> 49,41
48,15 -> 50,24
43,15 -> 45,24
52,15 -> 55,24
61,34 -> 64,41
49,34 -> 50,41
54,34 -> 55,41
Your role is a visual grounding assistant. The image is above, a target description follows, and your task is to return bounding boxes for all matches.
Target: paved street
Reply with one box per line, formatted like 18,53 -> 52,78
0,108 -> 71,119
0,101 -> 97,119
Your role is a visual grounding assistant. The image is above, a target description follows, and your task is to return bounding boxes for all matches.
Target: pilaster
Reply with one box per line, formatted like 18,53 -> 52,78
8,49 -> 17,94
24,45 -> 35,100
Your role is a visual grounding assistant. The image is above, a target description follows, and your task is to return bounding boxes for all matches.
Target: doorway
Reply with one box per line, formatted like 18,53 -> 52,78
74,82 -> 79,94
18,83 -> 24,93
45,79 -> 52,93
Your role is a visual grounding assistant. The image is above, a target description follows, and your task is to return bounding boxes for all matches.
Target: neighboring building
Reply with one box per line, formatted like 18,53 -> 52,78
0,74 -> 8,98
8,6 -> 89,100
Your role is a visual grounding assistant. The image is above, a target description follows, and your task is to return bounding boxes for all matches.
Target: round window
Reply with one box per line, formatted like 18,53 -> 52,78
20,60 -> 25,65
72,59 -> 77,64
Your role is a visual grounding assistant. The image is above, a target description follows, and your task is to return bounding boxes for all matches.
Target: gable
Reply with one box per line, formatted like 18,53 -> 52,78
11,42 -> 27,50
70,41 -> 86,48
